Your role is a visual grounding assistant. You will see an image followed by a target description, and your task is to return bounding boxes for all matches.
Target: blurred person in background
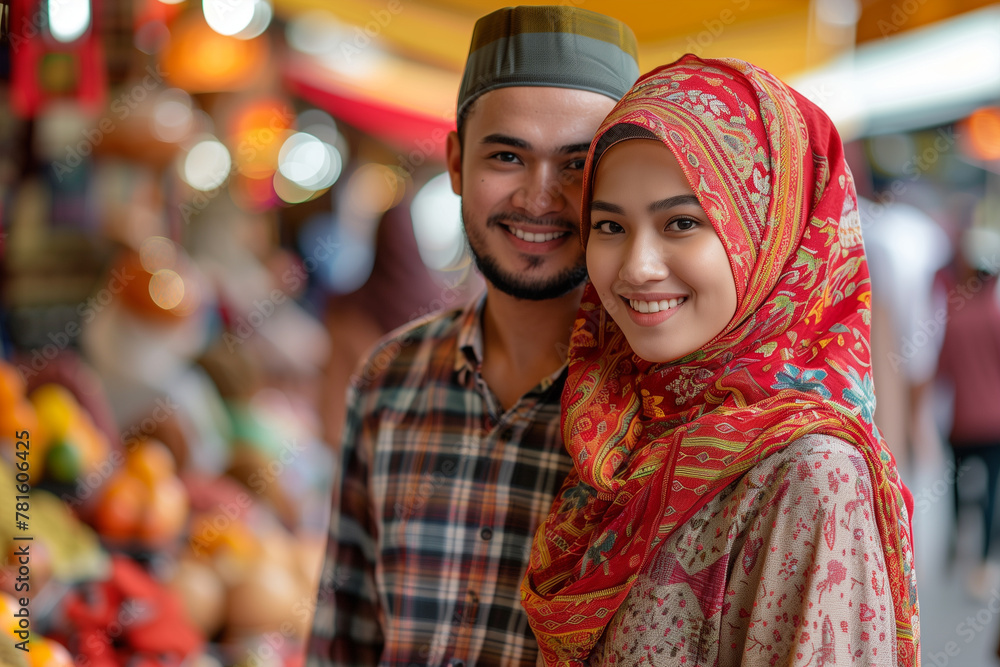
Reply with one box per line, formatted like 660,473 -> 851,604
860,197 -> 952,475
306,6 -> 639,666
934,225 -> 1000,596
317,202 -> 474,452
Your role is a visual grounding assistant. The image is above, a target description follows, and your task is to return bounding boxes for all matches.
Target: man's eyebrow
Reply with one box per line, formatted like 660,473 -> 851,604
479,136 -> 590,155
591,200 -> 624,214
480,134 -> 529,149
649,195 -> 701,212
559,143 -> 591,155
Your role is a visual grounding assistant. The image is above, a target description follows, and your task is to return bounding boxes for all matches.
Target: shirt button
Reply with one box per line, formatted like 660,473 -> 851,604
499,427 -> 514,441
480,527 -> 493,541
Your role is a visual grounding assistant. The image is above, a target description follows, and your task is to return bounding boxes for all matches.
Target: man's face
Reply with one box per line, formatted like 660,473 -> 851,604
446,87 -> 617,301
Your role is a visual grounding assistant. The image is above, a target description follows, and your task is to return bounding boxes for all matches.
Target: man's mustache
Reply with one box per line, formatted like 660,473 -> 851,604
486,212 -> 576,232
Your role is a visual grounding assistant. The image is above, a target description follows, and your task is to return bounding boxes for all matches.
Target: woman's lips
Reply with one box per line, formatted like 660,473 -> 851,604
619,295 -> 688,326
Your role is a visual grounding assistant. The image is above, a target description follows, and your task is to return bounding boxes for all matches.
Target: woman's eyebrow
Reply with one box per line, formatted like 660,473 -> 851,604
591,195 -> 701,215
649,194 -> 700,212
591,200 -> 624,214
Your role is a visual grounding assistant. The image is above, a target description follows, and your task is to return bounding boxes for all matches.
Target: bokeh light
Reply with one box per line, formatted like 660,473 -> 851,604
410,173 -> 463,271
139,236 -> 178,274
152,89 -> 195,143
235,0 -> 272,40
964,107 -> 1000,161
48,0 -> 91,42
182,139 -> 232,191
203,0 -> 255,36
149,269 -> 186,311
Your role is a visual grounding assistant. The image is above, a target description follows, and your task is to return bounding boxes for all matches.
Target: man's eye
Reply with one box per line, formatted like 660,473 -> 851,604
566,158 -> 587,170
493,152 -> 519,163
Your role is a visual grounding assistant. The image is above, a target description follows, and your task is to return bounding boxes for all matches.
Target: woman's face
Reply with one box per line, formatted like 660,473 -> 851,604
587,139 -> 738,363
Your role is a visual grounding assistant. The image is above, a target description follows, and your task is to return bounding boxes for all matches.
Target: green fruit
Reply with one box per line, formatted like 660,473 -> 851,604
46,441 -> 83,483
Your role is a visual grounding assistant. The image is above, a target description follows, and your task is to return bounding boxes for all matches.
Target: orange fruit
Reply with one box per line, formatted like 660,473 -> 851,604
139,476 -> 188,546
72,415 -> 109,473
25,638 -> 73,667
0,361 -> 27,406
93,474 -> 146,541
0,593 -> 23,639
126,439 -> 175,484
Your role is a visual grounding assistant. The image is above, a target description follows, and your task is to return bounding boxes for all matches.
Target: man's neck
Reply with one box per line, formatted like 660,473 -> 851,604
480,283 -> 583,411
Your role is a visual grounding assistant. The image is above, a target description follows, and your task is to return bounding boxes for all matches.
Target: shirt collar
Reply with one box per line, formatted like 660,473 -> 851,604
454,292 -> 568,396
455,291 -> 487,380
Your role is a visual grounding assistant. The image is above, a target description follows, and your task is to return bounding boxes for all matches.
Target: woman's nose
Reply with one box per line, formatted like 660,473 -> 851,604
619,238 -> 669,285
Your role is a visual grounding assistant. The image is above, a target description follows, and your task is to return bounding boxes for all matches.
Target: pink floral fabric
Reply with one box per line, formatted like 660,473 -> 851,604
584,434 -> 896,666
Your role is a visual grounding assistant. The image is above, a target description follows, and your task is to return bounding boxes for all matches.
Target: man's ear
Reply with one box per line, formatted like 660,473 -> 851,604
445,130 -> 462,196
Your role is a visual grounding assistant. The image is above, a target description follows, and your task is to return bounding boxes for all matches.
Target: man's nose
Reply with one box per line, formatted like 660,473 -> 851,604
513,164 -> 567,218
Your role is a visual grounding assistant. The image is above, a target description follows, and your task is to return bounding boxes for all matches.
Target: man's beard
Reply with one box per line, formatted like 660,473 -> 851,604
462,207 -> 588,301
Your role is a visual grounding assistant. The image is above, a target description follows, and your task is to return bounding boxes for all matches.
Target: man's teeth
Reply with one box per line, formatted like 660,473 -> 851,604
510,228 -> 566,243
628,297 -> 686,313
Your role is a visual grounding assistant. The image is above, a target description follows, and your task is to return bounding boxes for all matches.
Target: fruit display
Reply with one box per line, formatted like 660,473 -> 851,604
92,440 -> 190,549
0,593 -> 73,667
16,382 -> 112,487
0,363 -> 41,483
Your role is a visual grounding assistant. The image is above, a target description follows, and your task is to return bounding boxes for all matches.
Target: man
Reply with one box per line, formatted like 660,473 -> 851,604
307,7 -> 639,666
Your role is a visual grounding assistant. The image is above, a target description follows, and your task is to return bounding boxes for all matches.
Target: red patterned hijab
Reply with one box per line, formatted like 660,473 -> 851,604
521,55 -> 918,665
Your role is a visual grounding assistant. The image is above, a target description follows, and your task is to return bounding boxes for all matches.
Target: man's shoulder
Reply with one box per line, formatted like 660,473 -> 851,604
352,305 -> 471,391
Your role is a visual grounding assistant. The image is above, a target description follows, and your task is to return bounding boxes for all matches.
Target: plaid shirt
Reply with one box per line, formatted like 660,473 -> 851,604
307,297 -> 573,667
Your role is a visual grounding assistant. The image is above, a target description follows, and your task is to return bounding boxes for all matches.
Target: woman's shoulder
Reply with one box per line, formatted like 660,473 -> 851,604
743,432 -> 873,493
715,433 -> 877,532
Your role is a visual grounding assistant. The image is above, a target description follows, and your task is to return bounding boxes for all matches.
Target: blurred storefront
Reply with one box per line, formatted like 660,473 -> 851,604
0,1 -> 999,666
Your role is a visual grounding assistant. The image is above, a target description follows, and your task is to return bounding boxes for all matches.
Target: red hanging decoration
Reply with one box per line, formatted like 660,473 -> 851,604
9,0 -> 106,117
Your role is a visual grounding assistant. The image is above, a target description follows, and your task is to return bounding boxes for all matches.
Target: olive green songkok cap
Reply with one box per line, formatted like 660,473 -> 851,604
456,5 -> 640,131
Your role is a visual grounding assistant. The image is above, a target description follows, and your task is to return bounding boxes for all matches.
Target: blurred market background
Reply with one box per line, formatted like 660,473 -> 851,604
1,0 -> 1000,665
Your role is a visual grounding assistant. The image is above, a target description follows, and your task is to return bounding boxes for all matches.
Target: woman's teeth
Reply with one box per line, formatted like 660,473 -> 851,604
628,297 -> 686,313
510,228 -> 566,243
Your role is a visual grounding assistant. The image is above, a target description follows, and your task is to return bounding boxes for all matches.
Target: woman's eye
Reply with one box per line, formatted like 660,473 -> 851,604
593,220 -> 624,234
667,218 -> 699,232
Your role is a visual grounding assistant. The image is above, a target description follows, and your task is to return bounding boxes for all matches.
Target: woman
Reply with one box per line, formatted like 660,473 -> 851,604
521,55 -> 918,666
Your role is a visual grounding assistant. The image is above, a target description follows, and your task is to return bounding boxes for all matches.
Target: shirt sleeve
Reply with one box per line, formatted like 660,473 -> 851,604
306,381 -> 384,667
721,440 -> 897,666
